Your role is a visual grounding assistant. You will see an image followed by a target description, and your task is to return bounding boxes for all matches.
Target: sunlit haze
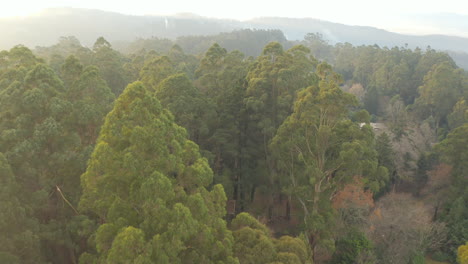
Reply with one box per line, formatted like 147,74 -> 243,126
1,0 -> 467,37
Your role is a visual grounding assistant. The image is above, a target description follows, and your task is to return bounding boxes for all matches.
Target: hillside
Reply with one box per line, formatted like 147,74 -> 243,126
1,8 -> 468,70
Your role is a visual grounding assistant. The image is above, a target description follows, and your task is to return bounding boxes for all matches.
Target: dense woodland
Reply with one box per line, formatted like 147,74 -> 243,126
0,30 -> 467,264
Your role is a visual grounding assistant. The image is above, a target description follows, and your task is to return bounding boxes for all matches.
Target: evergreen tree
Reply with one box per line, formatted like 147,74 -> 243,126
376,132 -> 396,186
270,63 -> 388,259
243,42 -> 317,211
0,153 -> 43,264
416,62 -> 465,129
79,81 -> 237,263
156,73 -> 214,144
0,47 -> 114,263
436,124 -> 468,261
231,213 -> 312,264
194,43 -> 249,204
92,37 -> 130,95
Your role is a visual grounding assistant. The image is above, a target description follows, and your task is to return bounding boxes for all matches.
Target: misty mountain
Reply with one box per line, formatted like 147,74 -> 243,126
1,7 -> 468,68
247,17 -> 468,52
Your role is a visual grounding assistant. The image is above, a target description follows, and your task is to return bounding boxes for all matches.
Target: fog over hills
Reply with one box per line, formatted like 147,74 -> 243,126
1,7 -> 467,68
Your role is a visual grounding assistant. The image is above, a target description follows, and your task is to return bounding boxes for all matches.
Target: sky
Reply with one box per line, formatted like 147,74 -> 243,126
1,0 -> 467,37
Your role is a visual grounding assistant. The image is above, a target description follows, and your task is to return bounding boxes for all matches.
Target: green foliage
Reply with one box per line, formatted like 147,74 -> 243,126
275,236 -> 311,264
61,55 -> 84,86
231,212 -> 271,236
233,227 -> 277,264
176,29 -> 290,57
243,42 -> 318,210
409,254 -> 426,264
139,45 -> 198,91
416,62 -> 465,129
354,109 -> 371,123
2,35 -> 466,264
436,124 -> 468,185
156,73 -> 214,143
448,98 -> 468,130
0,46 -> 116,263
92,37 -> 130,95
106,227 -> 148,264
79,81 -> 237,263
231,213 -> 312,264
330,229 -> 374,264
271,63 -> 388,257
140,55 -> 176,90
396,121 -> 468,262
194,43 -> 249,205
35,36 -> 94,67
0,153 -> 43,264
375,132 -> 396,187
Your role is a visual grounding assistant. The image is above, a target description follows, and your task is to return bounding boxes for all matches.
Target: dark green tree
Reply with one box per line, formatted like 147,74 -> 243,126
156,73 -> 213,144
330,229 -> 374,264
376,132 -> 396,186
243,42 -> 317,211
194,43 -> 249,205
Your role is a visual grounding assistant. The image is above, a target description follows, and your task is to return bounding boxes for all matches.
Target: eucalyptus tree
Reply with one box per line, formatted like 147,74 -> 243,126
79,82 -> 238,263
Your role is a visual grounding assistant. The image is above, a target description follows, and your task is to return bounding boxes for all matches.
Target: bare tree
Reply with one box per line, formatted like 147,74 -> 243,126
368,192 -> 447,263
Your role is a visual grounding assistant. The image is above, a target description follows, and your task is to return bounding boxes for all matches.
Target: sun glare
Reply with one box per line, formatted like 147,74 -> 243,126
0,6 -> 42,18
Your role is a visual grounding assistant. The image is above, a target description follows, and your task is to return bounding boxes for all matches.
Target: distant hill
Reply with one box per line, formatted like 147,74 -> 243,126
247,17 -> 468,52
0,8 -> 242,49
1,7 -> 467,68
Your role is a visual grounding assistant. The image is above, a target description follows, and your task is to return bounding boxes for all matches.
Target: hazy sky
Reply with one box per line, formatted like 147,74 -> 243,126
1,0 -> 467,37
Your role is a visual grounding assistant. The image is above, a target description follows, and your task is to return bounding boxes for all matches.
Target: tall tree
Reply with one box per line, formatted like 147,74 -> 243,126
271,63 -> 388,259
231,212 -> 312,264
416,62 -> 465,129
0,153 -> 43,264
140,55 -> 177,90
243,42 -> 317,210
0,47 -> 114,263
435,124 -> 468,261
92,37 -> 130,95
79,82 -> 237,263
65,64 -> 115,145
375,132 -> 397,187
448,98 -> 468,130
194,43 -> 249,205
0,61 -> 82,263
156,73 -> 213,144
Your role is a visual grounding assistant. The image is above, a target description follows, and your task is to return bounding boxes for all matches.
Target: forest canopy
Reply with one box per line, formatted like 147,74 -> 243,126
0,31 -> 466,264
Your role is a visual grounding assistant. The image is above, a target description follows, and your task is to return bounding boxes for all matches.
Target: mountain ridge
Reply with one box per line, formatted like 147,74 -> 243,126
1,7 -> 467,69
